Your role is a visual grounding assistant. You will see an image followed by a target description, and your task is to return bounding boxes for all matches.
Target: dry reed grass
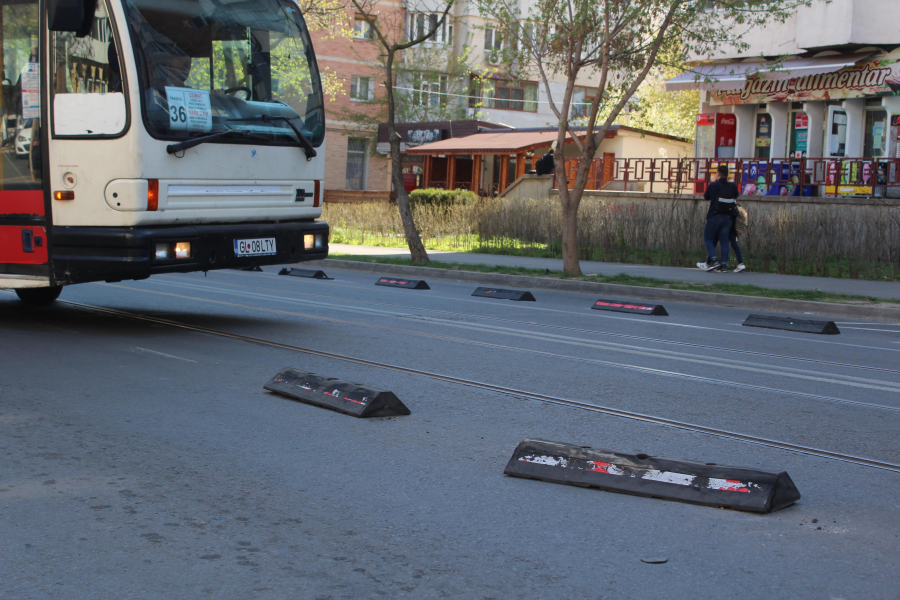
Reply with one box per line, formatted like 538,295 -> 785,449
323,197 -> 900,280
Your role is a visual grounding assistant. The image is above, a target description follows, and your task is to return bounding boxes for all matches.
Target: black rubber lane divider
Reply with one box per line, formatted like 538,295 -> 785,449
592,298 -> 668,316
472,287 -> 536,301
264,368 -> 411,417
743,314 -> 840,335
279,267 -> 332,280
239,266 -> 263,272
504,439 -> 801,513
375,277 -> 430,290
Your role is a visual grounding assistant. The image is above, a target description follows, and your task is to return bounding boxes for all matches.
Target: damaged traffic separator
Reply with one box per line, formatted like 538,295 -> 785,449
264,369 -> 411,417
591,298 -> 668,316
279,267 -> 332,280
375,277 -> 430,290
742,314 -> 840,335
504,439 -> 801,513
472,287 -> 536,301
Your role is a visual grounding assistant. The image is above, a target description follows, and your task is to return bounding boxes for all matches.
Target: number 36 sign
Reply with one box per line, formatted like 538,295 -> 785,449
165,87 -> 213,133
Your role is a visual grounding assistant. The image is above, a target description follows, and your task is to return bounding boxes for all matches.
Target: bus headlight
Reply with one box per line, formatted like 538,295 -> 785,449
304,234 -> 315,249
174,242 -> 191,259
315,234 -> 324,249
155,243 -> 171,260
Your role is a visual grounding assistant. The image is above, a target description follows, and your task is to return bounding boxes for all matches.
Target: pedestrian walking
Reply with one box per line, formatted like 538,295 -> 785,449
730,203 -> 748,272
696,164 -> 739,272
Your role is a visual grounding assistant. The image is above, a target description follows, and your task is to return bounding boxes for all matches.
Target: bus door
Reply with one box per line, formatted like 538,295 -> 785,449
0,0 -> 50,290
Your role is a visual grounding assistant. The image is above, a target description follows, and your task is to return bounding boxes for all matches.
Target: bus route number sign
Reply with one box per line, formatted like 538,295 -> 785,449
234,237 -> 277,257
165,87 -> 213,133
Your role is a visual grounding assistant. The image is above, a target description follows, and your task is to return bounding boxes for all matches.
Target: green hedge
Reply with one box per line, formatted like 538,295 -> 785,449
409,188 -> 479,207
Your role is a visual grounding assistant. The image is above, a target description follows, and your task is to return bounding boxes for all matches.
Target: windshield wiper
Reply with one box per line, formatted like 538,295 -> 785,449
227,114 -> 317,160
165,129 -> 274,155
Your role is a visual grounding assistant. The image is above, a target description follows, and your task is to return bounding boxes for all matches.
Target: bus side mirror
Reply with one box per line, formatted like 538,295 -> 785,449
47,0 -> 97,38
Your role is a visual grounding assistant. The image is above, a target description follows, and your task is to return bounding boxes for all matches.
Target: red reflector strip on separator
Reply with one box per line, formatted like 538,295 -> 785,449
594,301 -> 655,311
518,455 -> 758,493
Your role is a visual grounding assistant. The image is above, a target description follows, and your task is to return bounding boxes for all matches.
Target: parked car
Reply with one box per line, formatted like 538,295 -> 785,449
15,119 -> 33,159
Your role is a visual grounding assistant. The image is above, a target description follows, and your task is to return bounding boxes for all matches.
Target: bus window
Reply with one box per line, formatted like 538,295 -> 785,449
1,0 -> 41,191
51,1 -> 127,137
121,0 -> 325,149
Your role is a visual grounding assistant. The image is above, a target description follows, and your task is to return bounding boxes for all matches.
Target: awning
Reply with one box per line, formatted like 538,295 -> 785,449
404,130 -> 567,155
665,52 -> 873,92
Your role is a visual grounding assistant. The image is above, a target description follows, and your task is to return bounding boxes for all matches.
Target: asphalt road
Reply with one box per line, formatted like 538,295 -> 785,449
2,265 -> 900,599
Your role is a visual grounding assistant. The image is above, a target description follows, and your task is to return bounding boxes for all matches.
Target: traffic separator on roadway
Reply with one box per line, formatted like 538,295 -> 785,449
376,277 -> 430,290
591,298 -> 668,316
742,314 -> 840,335
279,267 -> 332,280
472,287 -> 536,301
264,368 -> 411,417
504,439 -> 801,513
239,266 -> 263,272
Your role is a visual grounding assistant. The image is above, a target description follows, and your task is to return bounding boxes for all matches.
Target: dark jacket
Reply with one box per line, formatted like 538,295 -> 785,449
704,178 -> 740,219
535,152 -> 554,175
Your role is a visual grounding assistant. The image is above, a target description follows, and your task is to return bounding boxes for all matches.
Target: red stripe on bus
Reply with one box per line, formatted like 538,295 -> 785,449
0,225 -> 48,264
0,190 -> 44,217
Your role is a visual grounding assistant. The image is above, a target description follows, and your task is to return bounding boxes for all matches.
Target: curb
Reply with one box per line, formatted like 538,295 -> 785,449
307,259 -> 900,322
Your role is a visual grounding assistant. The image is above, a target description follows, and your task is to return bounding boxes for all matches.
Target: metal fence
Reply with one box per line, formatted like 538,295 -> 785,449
554,157 -> 900,198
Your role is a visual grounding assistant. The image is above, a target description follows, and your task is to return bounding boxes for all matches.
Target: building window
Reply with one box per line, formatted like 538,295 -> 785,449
353,14 -> 374,40
471,77 -> 537,112
484,28 -> 502,51
350,75 -> 374,102
572,86 -> 596,118
346,138 -> 368,190
412,74 -> 448,108
407,12 -> 451,45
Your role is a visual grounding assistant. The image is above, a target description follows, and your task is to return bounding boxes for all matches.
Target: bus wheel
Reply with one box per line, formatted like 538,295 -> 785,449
15,286 -> 63,305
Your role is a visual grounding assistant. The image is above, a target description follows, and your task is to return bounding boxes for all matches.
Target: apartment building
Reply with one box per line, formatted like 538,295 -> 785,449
667,0 -> 900,165
312,0 -> 604,195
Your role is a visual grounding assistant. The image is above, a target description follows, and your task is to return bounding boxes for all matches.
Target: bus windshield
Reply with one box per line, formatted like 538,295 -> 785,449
122,0 -> 324,147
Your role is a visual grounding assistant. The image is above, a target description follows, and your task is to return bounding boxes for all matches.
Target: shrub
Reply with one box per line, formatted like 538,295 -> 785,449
409,188 -> 479,207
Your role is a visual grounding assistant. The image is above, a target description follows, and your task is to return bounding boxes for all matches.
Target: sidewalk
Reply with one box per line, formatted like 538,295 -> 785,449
329,243 -> 900,301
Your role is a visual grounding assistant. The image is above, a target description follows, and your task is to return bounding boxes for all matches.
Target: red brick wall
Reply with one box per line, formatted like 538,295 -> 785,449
310,6 -> 402,192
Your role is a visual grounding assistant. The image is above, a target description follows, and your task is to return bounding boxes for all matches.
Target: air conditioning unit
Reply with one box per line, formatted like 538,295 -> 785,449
486,52 -> 501,66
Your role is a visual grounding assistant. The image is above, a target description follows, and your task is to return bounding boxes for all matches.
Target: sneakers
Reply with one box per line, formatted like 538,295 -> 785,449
734,263 -> 746,273
715,263 -> 731,272
704,262 -> 722,272
696,262 -> 709,270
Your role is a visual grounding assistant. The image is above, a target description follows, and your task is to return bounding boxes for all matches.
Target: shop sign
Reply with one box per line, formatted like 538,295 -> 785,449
696,113 -> 716,126
711,59 -> 900,105
405,128 -> 442,147
794,113 -> 808,129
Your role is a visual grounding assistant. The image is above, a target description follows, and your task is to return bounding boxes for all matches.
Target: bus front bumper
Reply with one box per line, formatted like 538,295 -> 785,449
50,221 -> 329,285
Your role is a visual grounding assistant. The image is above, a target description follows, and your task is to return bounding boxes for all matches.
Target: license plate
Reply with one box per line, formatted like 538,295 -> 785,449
234,237 -> 276,256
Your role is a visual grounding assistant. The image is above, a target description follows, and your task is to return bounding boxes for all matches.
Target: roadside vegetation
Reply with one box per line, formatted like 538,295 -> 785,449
324,197 -> 900,282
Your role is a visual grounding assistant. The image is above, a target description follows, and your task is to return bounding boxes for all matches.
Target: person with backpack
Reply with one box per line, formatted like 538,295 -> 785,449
696,164 -> 739,272
700,201 -> 748,272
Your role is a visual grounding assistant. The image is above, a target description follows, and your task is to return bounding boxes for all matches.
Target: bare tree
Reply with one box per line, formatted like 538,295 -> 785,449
475,0 -> 808,274
344,0 -> 455,263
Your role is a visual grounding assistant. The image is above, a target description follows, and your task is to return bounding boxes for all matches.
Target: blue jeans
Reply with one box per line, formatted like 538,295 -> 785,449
703,214 -> 732,264
707,230 -> 743,264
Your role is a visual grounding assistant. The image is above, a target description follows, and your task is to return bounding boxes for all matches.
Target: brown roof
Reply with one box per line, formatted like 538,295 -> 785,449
404,125 -> 690,155
405,130 -> 572,155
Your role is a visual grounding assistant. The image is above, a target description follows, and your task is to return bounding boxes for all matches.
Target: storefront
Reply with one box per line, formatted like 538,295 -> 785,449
669,50 -> 900,196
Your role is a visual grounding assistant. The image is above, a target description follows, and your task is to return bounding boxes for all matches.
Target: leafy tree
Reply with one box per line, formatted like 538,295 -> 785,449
474,0 -> 808,274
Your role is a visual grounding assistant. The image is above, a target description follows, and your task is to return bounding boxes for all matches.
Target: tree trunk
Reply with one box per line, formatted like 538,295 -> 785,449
385,51 -> 429,263
560,195 -> 582,275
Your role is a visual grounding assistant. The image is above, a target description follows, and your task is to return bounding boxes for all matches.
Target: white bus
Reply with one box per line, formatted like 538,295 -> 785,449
0,0 -> 328,304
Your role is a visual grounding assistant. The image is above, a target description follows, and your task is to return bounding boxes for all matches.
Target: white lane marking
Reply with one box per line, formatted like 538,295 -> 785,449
840,327 -> 900,333
143,279 -> 900,393
200,271 -> 900,353
836,323 -> 900,326
133,347 -> 198,363
104,283 -> 899,412
166,275 -> 900,373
